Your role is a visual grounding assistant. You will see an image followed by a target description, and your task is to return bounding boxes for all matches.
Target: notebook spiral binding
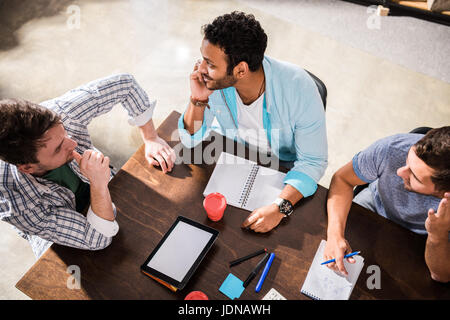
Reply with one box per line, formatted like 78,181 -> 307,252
238,164 -> 260,208
301,290 -> 321,300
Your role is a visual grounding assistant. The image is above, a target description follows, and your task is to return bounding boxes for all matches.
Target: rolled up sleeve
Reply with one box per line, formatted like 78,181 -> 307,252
86,203 -> 119,238
177,104 -> 215,148
43,73 -> 156,128
0,196 -> 115,251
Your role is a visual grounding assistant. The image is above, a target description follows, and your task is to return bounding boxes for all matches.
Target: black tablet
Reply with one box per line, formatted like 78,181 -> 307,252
140,216 -> 219,291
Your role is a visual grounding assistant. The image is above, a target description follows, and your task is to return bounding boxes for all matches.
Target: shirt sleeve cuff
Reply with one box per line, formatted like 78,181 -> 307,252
177,110 -> 209,148
283,170 -> 318,198
352,153 -> 373,184
127,99 -> 156,126
86,203 -> 119,237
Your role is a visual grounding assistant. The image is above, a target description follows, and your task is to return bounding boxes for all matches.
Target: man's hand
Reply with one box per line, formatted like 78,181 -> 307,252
424,192 -> 450,283
241,203 -> 284,233
190,60 -> 213,102
73,150 -> 115,222
144,136 -> 176,174
73,150 -> 110,188
426,192 -> 450,239
323,237 -> 356,276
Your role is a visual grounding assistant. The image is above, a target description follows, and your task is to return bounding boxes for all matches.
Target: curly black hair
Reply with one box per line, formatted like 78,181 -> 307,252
202,11 -> 267,75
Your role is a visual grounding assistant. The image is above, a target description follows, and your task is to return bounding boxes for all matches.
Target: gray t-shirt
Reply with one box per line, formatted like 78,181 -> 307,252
352,133 -> 440,235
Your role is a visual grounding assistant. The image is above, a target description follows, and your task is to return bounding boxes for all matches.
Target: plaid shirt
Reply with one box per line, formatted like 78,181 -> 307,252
0,74 -> 155,258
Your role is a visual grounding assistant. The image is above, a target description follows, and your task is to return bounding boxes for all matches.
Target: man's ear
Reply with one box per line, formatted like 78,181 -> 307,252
17,163 -> 36,174
233,61 -> 249,79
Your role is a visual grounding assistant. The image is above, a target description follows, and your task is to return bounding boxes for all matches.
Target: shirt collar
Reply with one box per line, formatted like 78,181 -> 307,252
262,55 -> 274,114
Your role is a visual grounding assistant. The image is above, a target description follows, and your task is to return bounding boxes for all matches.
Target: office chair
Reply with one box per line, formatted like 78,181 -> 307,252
353,126 -> 433,197
409,127 -> 433,135
305,70 -> 327,110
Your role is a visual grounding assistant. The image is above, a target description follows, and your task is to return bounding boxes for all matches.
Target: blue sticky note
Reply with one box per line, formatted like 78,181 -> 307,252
219,273 -> 245,300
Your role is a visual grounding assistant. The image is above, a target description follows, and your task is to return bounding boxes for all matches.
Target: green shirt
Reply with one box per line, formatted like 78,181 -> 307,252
43,164 -> 90,212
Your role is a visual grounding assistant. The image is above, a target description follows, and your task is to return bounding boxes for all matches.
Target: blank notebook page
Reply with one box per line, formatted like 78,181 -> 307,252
301,240 -> 364,300
203,152 -> 253,207
203,152 -> 286,211
244,164 -> 286,211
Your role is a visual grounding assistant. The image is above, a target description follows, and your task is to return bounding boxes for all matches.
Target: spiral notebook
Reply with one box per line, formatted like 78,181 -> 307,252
203,152 -> 286,212
300,240 -> 364,300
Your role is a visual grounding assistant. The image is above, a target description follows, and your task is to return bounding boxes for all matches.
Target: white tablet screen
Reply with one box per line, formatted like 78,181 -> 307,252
147,221 -> 214,282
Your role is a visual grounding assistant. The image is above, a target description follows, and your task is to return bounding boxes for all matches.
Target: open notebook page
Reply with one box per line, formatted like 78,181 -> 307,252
301,240 -> 364,300
243,165 -> 286,211
203,152 -> 254,207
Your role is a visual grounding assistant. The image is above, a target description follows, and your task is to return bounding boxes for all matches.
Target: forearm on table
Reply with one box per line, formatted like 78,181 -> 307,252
326,174 -> 354,239
183,102 -> 206,135
90,184 -> 114,221
279,184 -> 303,206
425,233 -> 450,282
139,118 -> 158,141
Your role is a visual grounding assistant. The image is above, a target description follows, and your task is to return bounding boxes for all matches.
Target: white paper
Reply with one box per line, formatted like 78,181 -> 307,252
301,240 -> 364,300
203,152 -> 286,211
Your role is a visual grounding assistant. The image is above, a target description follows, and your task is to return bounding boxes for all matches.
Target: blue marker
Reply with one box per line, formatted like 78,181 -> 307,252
320,251 -> 361,265
255,253 -> 275,293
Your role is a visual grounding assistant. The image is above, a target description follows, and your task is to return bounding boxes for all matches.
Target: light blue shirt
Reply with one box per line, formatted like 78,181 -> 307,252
178,56 -> 328,198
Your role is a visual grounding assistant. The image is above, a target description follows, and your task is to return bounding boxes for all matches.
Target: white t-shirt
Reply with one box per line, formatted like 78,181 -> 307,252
236,92 -> 271,153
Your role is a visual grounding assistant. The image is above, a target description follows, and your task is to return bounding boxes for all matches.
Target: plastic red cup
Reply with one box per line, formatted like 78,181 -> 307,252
184,291 -> 209,300
203,192 -> 227,221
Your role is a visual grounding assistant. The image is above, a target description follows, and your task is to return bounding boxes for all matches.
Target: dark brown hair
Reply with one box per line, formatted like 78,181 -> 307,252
414,126 -> 450,192
0,98 -> 61,165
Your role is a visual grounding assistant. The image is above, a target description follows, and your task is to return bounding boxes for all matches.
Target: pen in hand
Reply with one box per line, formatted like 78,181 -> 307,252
321,251 -> 361,265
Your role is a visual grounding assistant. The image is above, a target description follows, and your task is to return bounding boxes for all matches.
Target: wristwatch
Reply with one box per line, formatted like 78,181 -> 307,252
273,197 -> 294,217
190,96 -> 209,108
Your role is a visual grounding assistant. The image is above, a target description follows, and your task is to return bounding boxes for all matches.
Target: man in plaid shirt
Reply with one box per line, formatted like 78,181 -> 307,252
0,74 -> 176,258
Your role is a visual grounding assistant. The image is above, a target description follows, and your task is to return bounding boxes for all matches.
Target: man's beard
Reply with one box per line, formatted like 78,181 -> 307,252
402,179 -> 413,192
402,179 -> 440,198
203,73 -> 237,90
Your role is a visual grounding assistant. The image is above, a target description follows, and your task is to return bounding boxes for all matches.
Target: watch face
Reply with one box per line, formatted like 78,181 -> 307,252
279,200 -> 293,215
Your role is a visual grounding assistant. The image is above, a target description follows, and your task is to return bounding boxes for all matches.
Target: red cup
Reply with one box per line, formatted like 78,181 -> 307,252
203,192 -> 227,221
184,291 -> 209,300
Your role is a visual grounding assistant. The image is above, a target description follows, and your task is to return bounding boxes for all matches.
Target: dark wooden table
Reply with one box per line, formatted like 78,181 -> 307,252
16,111 -> 449,300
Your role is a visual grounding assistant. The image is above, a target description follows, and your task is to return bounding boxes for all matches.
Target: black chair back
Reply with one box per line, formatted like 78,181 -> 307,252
409,127 -> 432,135
306,70 -> 327,110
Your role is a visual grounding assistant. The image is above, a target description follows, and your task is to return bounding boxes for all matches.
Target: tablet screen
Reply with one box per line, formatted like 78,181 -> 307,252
146,220 -> 214,282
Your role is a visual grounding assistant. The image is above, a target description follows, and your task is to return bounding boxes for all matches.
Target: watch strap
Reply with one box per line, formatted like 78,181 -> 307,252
273,197 -> 293,217
273,197 -> 284,206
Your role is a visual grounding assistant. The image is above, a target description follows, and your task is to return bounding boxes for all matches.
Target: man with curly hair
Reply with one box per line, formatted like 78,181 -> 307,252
179,11 -> 328,233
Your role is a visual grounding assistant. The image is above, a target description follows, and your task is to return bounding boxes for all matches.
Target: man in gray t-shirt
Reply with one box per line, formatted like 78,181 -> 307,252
352,133 -> 440,235
324,127 -> 450,283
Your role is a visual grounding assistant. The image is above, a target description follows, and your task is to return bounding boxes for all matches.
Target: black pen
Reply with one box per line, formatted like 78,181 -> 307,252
243,252 -> 270,288
229,248 -> 267,267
